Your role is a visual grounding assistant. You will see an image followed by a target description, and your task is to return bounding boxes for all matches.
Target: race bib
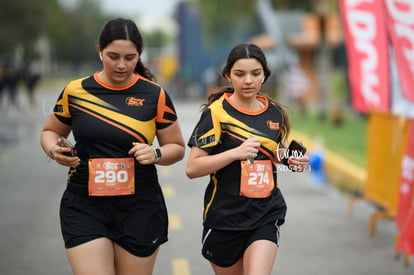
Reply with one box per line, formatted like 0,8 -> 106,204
240,160 -> 274,198
88,158 -> 135,196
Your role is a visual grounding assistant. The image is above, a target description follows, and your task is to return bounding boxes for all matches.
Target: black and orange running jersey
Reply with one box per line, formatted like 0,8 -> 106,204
188,93 -> 287,230
53,72 -> 178,196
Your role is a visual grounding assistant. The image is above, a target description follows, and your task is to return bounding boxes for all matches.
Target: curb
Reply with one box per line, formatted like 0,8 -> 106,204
292,130 -> 366,192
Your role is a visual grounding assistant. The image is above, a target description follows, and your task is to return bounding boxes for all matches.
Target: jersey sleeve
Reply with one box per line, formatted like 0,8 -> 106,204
156,88 -> 177,130
187,108 -> 221,154
53,84 -> 73,126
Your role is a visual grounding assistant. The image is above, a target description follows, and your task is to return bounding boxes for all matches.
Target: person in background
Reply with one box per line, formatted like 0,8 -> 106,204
0,61 -> 5,109
3,63 -> 20,113
22,60 -> 41,108
186,43 -> 309,275
40,18 -> 185,275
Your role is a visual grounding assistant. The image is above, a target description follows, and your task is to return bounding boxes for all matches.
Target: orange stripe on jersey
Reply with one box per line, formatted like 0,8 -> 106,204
224,93 -> 268,115
93,72 -> 139,90
70,96 -> 156,143
157,88 -> 176,124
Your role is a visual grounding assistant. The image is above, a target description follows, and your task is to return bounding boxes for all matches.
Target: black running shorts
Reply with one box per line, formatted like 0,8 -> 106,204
201,221 -> 281,267
59,189 -> 168,257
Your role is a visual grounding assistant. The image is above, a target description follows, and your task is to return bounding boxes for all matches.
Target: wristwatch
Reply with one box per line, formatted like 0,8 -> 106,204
153,146 -> 162,163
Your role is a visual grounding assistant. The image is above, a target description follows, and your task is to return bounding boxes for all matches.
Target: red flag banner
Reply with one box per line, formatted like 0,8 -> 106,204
397,119 -> 414,255
340,0 -> 390,113
398,207 -> 414,256
385,0 -> 414,103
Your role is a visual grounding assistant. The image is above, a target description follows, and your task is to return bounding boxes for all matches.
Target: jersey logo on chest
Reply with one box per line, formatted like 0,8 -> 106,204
126,97 -> 145,106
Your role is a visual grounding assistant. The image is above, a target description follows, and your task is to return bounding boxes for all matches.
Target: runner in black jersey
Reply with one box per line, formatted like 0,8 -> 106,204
186,43 -> 309,274
40,18 -> 185,275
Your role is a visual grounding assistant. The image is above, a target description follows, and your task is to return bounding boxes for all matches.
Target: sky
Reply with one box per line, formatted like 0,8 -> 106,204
60,0 -> 182,31
100,0 -> 180,18
99,0 -> 182,31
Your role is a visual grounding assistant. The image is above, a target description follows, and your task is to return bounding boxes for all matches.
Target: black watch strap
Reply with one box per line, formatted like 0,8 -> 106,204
153,146 -> 161,163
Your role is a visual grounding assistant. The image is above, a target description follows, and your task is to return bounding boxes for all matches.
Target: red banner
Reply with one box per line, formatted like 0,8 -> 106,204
397,119 -> 414,255
385,0 -> 414,103
398,207 -> 414,255
340,0 -> 390,113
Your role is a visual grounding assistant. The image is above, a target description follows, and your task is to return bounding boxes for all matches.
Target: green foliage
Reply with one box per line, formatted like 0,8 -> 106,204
273,0 -> 312,10
0,0 -> 56,53
195,0 -> 327,49
0,0 -> 110,65
198,0 -> 254,30
143,30 -> 173,48
51,0 -> 111,64
196,0 -> 259,46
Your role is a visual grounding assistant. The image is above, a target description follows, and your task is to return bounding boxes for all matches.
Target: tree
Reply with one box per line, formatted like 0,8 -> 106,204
196,0 -> 313,43
0,0 -> 61,59
49,0 -> 111,65
0,0 -> 111,70
197,0 -> 256,46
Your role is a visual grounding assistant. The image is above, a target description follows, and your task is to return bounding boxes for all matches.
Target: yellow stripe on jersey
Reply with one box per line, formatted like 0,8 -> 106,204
70,95 -> 156,144
203,174 -> 218,221
207,97 -> 278,162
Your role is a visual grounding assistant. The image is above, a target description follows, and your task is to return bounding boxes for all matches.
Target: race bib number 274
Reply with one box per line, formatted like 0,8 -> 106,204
240,160 -> 274,198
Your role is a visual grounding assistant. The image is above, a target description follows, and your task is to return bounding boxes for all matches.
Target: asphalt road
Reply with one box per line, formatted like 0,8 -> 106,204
0,87 -> 412,274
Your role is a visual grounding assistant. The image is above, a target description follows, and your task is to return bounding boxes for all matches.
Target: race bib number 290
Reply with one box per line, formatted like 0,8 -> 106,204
88,158 -> 135,196
240,160 -> 274,198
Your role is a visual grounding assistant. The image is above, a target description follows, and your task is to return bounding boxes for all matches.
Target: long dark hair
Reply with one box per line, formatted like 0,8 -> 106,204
98,18 -> 155,81
204,43 -> 290,144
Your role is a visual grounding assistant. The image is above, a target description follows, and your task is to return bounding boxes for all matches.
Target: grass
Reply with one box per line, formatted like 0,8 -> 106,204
286,68 -> 367,169
289,105 -> 367,168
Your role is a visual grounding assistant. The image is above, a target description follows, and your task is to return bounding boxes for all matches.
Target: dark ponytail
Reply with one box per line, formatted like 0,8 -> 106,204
135,60 -> 155,81
202,86 -> 233,110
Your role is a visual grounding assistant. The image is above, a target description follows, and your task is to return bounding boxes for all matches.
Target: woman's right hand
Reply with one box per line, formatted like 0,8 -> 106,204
234,137 -> 260,161
48,139 -> 80,167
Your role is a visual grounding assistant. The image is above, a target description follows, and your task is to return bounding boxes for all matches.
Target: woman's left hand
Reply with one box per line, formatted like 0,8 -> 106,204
287,156 -> 310,172
128,142 -> 157,165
